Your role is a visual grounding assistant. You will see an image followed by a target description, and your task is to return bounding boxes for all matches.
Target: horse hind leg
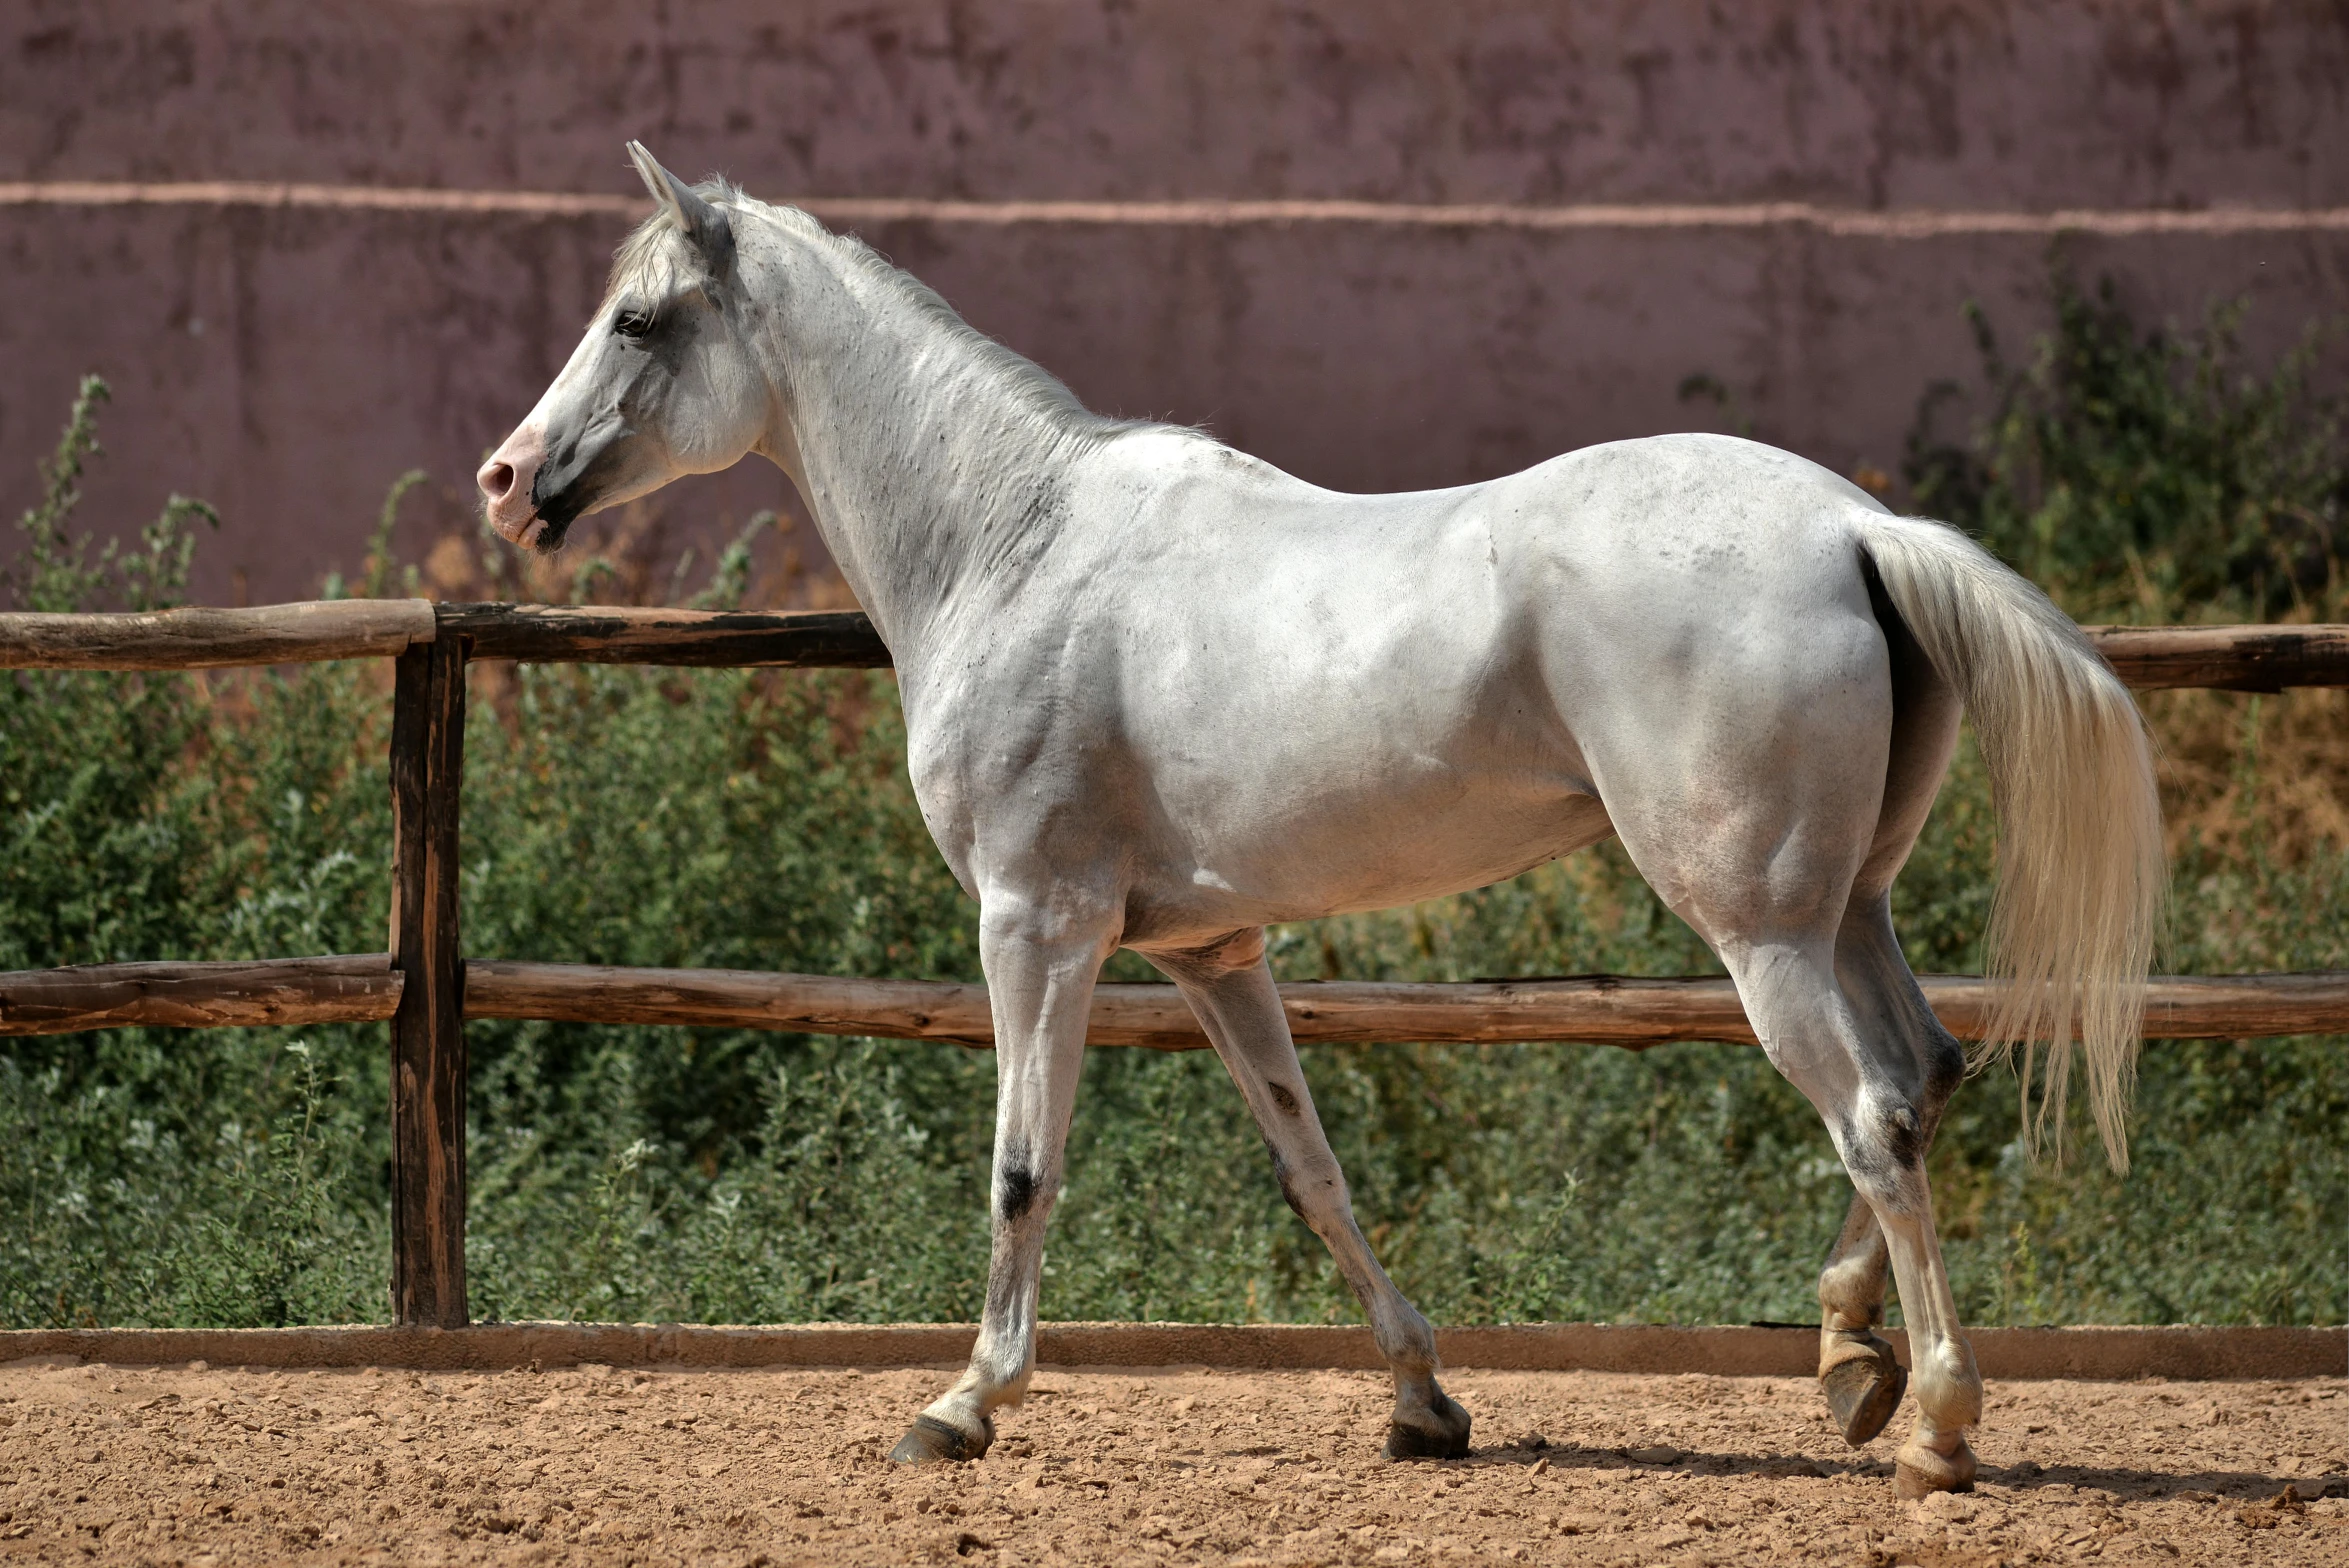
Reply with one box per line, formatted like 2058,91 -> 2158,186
1816,1192 -> 1906,1446
1732,934 -> 1979,1495
1809,895 -> 1978,1490
1593,594 -> 1976,1491
1813,900 -> 1972,1450
1815,577 -> 1968,1452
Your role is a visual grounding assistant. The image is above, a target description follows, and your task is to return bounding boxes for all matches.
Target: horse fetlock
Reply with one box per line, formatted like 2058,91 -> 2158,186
1893,1423 -> 1978,1497
1818,1328 -> 1908,1447
1382,1386 -> 1472,1462
1819,1303 -> 1882,1335
1910,1342 -> 1983,1431
1816,1253 -> 1887,1332
965,1356 -> 1034,1414
1365,1298 -> 1439,1369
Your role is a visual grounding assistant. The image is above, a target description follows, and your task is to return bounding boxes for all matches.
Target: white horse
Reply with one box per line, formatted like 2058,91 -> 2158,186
479,145 -> 2162,1493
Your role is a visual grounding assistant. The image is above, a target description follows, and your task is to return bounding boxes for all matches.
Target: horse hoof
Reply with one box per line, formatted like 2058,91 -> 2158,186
1893,1435 -> 1978,1498
1820,1336 -> 1908,1447
1382,1392 -> 1472,1461
889,1413 -> 991,1466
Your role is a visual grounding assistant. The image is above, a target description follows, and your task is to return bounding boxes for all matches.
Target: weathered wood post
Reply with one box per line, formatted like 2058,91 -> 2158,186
388,627 -> 468,1328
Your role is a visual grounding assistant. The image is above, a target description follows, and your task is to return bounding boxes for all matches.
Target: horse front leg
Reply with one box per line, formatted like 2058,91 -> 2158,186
1152,930 -> 1471,1460
890,893 -> 1114,1465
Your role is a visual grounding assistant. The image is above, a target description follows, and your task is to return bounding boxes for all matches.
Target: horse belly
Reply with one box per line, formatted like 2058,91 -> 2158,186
1234,780 -> 1609,918
1104,521 -> 1604,933
1122,706 -> 1608,937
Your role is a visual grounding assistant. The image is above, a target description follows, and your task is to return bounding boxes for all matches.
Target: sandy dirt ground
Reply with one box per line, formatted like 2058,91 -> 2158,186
0,1358 -> 2341,1567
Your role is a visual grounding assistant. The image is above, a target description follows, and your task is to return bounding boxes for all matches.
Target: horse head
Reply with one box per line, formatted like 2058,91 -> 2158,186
477,142 -> 769,552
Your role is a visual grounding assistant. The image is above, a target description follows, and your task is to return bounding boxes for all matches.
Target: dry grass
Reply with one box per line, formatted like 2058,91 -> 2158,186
2147,682 -> 2349,868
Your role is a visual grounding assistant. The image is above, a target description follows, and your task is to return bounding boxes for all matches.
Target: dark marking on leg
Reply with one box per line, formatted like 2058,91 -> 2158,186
998,1164 -> 1038,1223
1837,1107 -> 1923,1191
1266,1082 -> 1300,1116
1883,1106 -> 1924,1170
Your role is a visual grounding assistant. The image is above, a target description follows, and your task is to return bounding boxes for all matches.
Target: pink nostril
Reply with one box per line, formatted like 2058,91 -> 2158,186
481,461 -> 515,501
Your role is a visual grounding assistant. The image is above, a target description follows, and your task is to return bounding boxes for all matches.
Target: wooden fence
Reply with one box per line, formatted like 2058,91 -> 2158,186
4,600 -> 2346,1329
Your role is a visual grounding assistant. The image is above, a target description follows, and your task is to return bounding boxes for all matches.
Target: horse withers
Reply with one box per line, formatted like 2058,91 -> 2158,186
479,145 -> 2163,1494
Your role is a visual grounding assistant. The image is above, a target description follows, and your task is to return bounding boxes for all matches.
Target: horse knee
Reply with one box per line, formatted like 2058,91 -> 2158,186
995,1154 -> 1060,1227
1270,1149 -> 1349,1225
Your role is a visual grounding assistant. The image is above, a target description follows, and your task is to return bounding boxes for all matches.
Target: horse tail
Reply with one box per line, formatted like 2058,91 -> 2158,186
1857,512 -> 2164,1172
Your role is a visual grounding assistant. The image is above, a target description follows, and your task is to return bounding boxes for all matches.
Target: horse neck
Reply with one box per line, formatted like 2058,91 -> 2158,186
746,218 -> 1109,665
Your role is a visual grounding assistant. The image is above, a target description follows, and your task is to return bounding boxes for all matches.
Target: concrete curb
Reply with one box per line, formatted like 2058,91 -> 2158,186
3,1322 -> 2339,1380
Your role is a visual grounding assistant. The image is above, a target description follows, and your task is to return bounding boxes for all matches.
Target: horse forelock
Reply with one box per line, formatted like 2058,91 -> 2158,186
602,176 -> 749,304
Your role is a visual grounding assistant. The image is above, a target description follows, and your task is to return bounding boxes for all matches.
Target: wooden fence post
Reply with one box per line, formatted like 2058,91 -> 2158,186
388,631 -> 468,1328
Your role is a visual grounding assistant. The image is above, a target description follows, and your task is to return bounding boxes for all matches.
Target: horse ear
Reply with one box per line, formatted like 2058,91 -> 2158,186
625,140 -> 734,273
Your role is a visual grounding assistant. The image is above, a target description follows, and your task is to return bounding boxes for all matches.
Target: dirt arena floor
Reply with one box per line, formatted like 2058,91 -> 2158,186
0,1359 -> 2340,1567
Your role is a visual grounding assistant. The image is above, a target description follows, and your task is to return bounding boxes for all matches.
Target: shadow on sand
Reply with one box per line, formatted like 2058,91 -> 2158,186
1448,1438 -> 2333,1502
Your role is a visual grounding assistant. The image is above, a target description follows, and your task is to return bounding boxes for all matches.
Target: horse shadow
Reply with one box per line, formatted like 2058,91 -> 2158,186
1449,1439 -> 2331,1503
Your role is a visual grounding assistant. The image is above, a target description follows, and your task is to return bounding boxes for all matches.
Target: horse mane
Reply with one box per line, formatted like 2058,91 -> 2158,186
606,180 -> 1161,453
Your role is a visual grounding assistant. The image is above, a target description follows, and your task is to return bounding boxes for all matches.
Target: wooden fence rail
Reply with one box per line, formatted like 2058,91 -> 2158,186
5,599 -> 2345,1328
5,955 -> 2347,1047
5,600 -> 2348,688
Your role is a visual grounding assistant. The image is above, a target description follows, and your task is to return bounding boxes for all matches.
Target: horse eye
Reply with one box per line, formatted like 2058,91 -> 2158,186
613,309 -> 654,339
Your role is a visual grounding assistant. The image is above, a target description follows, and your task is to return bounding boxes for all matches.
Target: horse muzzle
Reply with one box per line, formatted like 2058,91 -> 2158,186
478,428 -> 550,547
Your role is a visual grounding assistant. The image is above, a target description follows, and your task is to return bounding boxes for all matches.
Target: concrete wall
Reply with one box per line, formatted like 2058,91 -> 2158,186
5,1 -> 2346,605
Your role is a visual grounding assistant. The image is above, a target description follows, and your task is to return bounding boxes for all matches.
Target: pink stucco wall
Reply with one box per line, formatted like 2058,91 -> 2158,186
5,1 -> 2345,605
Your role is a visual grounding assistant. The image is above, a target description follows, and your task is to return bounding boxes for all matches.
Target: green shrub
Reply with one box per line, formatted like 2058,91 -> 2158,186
2,280 -> 2343,1331
1906,270 -> 2345,620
